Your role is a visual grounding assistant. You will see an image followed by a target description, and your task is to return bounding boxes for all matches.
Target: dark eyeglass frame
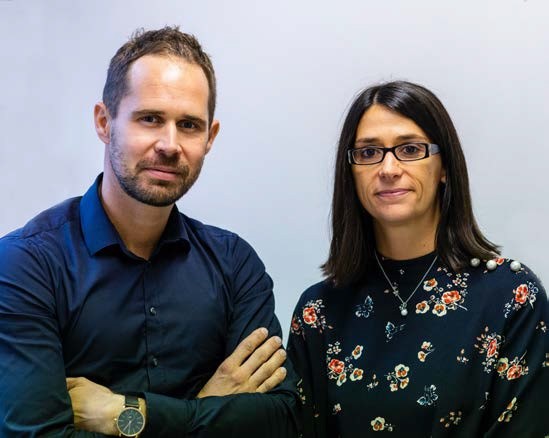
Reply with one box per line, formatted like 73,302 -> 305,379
347,143 -> 441,165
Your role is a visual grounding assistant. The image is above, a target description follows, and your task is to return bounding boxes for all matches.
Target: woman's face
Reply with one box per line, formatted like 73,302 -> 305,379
351,104 -> 446,231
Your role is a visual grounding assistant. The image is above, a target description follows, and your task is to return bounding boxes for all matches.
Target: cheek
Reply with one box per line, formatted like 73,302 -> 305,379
352,172 -> 373,208
113,126 -> 148,151
176,133 -> 211,157
419,168 -> 444,202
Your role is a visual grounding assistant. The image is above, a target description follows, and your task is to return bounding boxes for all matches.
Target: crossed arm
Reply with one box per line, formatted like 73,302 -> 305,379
67,328 -> 289,435
0,237 -> 299,437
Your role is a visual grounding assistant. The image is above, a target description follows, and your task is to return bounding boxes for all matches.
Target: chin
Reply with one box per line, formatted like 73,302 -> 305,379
376,217 -> 416,228
370,207 -> 415,226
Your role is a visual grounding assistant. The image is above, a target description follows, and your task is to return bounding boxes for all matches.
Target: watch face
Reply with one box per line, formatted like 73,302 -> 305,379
117,407 -> 145,437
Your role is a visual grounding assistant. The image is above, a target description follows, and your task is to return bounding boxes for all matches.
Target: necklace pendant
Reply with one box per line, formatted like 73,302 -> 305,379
375,252 -> 438,319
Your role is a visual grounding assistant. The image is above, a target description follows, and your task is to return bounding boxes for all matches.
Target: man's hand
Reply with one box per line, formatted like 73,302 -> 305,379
197,328 -> 287,398
66,377 -> 125,436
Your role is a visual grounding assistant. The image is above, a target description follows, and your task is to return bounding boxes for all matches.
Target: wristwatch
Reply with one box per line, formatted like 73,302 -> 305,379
115,395 -> 145,437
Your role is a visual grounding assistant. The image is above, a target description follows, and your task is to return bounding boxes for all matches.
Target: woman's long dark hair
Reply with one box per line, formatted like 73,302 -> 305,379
322,81 -> 499,286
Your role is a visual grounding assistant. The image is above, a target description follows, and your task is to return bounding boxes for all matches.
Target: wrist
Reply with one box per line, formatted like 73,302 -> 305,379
107,394 -> 125,435
138,397 -> 147,424
114,395 -> 147,437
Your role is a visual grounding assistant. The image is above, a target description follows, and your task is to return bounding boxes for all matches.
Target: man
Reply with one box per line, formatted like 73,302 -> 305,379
0,27 -> 299,436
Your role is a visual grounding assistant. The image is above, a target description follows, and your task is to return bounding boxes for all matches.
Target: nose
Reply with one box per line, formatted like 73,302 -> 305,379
378,150 -> 402,179
154,122 -> 180,157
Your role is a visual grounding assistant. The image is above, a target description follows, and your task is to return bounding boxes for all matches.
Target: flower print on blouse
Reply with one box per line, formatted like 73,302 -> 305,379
417,341 -> 434,362
385,364 -> 410,391
415,267 -> 470,317
326,342 -> 365,387
504,281 -> 539,318
287,255 -> 549,438
370,417 -> 394,432
290,299 -> 332,339
355,295 -> 374,318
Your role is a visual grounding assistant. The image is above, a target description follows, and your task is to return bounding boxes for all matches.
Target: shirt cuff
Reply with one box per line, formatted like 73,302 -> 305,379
140,392 -> 195,437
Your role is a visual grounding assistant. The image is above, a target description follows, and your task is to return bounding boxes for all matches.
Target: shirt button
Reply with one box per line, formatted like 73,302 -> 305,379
151,356 -> 159,367
149,306 -> 157,316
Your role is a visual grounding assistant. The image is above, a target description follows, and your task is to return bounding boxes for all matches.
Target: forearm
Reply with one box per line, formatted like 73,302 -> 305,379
134,237 -> 299,436
0,314 -> 110,437
142,390 -> 299,437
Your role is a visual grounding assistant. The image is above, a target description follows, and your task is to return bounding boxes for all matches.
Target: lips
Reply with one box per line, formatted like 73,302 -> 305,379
376,189 -> 411,197
143,167 -> 182,180
145,167 -> 179,174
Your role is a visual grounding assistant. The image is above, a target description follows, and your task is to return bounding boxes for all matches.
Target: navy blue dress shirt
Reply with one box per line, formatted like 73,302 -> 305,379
0,175 -> 299,437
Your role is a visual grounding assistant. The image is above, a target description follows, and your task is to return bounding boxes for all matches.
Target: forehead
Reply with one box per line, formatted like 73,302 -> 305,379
355,104 -> 429,142
119,54 -> 209,116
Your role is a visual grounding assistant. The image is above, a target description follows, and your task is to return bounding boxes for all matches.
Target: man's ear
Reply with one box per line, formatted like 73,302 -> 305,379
94,102 -> 112,145
205,119 -> 220,155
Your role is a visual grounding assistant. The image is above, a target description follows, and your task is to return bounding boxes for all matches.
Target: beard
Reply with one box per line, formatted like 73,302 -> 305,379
108,130 -> 204,207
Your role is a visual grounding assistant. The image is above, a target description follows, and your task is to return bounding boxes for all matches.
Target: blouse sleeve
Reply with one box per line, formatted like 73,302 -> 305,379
287,290 -> 335,438
483,266 -> 549,437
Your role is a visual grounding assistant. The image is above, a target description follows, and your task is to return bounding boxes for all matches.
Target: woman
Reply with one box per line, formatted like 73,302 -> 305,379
287,81 -> 548,437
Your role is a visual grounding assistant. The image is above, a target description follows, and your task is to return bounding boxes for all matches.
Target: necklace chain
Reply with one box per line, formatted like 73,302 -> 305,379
374,252 -> 438,317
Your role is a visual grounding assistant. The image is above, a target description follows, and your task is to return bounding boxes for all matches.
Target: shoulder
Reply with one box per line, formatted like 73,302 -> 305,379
0,197 -> 81,260
2,197 -> 81,242
289,280 -> 343,341
466,256 -> 544,292
293,280 -> 342,314
182,214 -> 245,251
0,200 -> 80,312
465,256 -> 546,317
181,213 -> 266,276
183,214 -> 239,241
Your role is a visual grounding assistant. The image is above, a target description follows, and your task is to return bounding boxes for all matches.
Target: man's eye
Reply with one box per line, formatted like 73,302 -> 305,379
141,115 -> 160,124
179,120 -> 197,129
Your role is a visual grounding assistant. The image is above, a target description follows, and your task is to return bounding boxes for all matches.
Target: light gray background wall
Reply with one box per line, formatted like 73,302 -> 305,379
1,0 -> 547,340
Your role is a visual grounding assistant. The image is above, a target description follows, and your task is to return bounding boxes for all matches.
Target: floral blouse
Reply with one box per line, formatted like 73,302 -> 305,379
287,253 -> 549,437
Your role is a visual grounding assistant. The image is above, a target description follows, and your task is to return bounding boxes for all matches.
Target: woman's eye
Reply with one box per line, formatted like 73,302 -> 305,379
399,144 -> 426,157
361,148 -> 379,157
404,145 -> 419,153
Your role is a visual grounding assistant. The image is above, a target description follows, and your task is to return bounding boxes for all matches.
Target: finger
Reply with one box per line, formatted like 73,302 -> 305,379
66,377 -> 85,390
249,348 -> 287,389
256,367 -> 287,393
222,328 -> 269,369
239,335 -> 283,377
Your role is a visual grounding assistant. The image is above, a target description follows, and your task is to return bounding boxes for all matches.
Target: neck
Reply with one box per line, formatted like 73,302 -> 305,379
100,171 -> 173,260
374,213 -> 439,261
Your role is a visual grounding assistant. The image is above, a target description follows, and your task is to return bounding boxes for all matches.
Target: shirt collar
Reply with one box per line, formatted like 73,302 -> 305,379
80,174 -> 190,256
157,202 -> 190,250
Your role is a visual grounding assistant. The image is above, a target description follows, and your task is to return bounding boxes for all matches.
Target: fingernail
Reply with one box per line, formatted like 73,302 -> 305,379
273,336 -> 282,345
260,328 -> 268,336
278,349 -> 287,357
279,367 -> 287,374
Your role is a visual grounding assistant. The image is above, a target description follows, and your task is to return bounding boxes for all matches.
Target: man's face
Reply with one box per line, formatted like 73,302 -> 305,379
105,54 -> 218,207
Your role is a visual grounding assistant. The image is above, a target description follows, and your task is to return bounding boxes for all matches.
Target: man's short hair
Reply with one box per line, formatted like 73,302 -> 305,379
102,26 -> 216,124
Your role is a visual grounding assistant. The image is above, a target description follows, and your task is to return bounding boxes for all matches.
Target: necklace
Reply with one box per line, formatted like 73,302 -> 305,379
374,252 -> 438,317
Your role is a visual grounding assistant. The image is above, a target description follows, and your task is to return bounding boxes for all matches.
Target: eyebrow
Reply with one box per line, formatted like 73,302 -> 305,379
355,134 -> 429,145
131,110 -> 207,126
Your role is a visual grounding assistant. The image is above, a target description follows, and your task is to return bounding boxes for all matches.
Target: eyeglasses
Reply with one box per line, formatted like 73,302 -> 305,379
347,143 -> 440,165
